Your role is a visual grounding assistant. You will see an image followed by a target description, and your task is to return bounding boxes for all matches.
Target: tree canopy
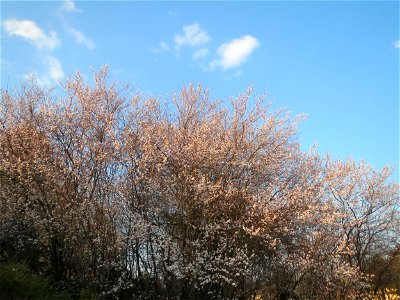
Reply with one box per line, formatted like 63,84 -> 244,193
1,67 -> 399,299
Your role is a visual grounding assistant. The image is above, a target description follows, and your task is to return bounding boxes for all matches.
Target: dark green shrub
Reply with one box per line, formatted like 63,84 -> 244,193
0,261 -> 70,300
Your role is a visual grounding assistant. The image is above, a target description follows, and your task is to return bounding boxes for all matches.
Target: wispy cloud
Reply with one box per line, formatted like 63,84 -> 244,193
174,23 -> 211,50
160,41 -> 170,51
2,19 -> 64,84
211,35 -> 259,70
2,19 -> 60,50
168,10 -> 178,17
192,48 -> 210,60
60,0 -> 81,13
47,56 -> 64,81
58,0 -> 94,50
394,40 -> 400,49
68,27 -> 94,49
150,41 -> 170,53
24,55 -> 64,85
23,72 -> 52,87
153,23 -> 258,75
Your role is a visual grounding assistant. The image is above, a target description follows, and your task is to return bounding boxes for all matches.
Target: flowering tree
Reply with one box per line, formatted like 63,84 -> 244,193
1,67 -> 398,299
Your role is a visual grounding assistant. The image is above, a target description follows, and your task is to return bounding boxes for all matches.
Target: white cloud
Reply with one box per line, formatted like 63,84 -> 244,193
3,19 -> 64,84
160,41 -> 170,51
47,56 -> 64,81
61,0 -> 81,13
68,27 -> 94,49
23,56 -> 64,86
174,23 -> 211,50
213,35 -> 259,70
23,72 -> 52,87
150,41 -> 170,53
2,19 -> 60,50
192,48 -> 210,60
394,40 -> 400,48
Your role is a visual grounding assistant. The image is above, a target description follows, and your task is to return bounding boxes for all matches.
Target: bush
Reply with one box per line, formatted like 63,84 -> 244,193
0,261 -> 70,300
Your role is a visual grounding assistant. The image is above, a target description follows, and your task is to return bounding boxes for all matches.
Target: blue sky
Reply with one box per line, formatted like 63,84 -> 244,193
1,1 -> 399,179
